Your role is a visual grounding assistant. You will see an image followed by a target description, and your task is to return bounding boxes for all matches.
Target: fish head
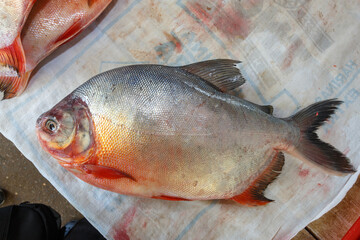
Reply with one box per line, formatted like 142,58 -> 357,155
36,96 -> 95,165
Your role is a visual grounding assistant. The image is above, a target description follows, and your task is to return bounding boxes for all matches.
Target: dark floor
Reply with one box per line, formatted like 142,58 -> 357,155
0,133 -> 82,225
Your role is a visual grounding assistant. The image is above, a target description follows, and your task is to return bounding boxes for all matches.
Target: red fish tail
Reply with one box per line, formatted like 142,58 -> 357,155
287,99 -> 355,174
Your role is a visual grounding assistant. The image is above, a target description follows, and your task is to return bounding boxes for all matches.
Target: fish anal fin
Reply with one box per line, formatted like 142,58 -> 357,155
232,151 -> 285,206
82,164 -> 136,181
181,59 -> 245,92
152,195 -> 190,201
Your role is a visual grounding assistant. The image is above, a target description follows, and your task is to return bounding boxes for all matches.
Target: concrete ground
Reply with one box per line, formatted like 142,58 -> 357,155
0,133 -> 82,225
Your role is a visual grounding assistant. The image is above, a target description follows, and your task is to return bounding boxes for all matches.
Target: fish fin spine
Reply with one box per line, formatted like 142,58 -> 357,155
232,151 -> 284,206
181,59 -> 245,92
288,99 -> 355,174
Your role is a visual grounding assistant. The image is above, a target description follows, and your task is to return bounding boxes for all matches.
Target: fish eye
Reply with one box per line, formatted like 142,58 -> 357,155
45,119 -> 58,132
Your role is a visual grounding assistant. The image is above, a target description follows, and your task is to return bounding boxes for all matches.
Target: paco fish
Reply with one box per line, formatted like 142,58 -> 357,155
0,0 -> 35,99
36,59 -> 355,206
0,0 -> 112,99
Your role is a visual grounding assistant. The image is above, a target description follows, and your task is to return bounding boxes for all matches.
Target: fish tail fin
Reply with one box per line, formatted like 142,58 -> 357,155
288,99 -> 355,174
0,36 -> 29,100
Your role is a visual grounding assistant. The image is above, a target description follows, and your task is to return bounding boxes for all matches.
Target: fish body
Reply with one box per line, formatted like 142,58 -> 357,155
22,0 -> 112,72
0,0 -> 35,99
1,0 -> 112,99
36,60 -> 354,205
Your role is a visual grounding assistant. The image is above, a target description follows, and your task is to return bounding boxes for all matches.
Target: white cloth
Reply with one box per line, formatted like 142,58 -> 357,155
1,0 -> 359,239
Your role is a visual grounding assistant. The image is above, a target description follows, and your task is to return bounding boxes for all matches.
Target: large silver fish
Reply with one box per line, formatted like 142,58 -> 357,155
36,59 -> 354,205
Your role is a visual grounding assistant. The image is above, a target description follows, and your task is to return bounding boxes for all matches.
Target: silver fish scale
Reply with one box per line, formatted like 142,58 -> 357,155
72,65 -> 297,199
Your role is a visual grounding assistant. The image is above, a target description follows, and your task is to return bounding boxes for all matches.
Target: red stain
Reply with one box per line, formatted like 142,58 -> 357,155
298,168 -> 309,177
163,31 -> 182,53
343,147 -> 350,155
113,207 -> 137,240
143,221 -> 147,228
318,11 -> 328,26
333,65 -> 337,67
282,39 -> 302,69
316,183 -> 330,195
187,1 -> 250,39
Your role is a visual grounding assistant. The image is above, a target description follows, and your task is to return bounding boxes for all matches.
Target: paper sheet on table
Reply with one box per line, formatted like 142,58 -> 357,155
1,0 -> 359,239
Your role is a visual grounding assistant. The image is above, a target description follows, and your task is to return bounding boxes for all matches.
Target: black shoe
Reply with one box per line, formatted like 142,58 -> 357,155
0,188 -> 5,205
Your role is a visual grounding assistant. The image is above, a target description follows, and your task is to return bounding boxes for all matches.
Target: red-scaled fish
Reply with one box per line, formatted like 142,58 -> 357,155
1,0 -> 112,99
0,0 -> 36,99
36,60 -> 355,206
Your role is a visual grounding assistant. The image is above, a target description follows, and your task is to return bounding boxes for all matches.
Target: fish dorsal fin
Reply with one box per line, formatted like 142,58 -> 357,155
232,151 -> 285,206
181,59 -> 274,115
181,59 -> 245,92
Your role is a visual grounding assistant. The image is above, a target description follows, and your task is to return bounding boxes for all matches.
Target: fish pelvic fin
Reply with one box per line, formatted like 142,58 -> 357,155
232,151 -> 284,206
0,71 -> 32,100
287,99 -> 355,174
181,59 -> 245,92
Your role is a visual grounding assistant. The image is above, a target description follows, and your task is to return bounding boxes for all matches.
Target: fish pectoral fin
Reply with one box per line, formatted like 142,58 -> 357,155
232,151 -> 285,206
82,164 -> 136,181
152,195 -> 190,201
181,59 -> 245,92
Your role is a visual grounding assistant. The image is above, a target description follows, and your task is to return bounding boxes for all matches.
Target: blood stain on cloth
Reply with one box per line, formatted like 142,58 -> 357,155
282,39 -> 303,70
318,11 -> 328,26
298,167 -> 310,178
316,183 -> 330,195
113,206 -> 137,240
155,32 -> 183,62
186,1 -> 250,39
163,31 -> 183,53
